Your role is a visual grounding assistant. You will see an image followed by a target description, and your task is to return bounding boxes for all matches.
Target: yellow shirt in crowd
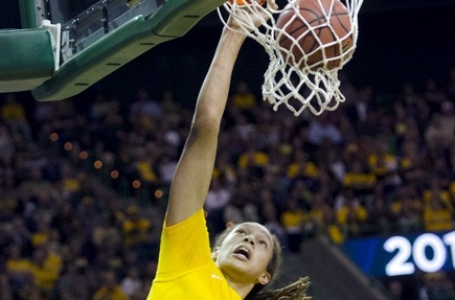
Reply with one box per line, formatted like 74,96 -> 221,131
93,286 -> 129,300
286,161 -> 318,179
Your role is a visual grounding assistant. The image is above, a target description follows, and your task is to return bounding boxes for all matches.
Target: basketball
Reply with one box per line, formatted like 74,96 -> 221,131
228,0 -> 266,5
276,0 -> 353,70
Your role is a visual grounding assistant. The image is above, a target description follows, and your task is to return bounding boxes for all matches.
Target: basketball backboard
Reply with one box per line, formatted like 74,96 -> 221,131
0,0 -> 225,100
24,0 -> 164,64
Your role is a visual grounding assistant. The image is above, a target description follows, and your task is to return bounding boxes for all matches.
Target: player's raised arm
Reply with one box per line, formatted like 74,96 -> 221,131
165,1 -> 278,227
164,27 -> 247,227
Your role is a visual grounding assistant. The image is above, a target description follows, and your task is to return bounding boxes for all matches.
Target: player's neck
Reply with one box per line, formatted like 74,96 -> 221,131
224,274 -> 255,299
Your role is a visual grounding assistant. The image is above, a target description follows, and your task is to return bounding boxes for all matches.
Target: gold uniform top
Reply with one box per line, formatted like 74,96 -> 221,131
147,209 -> 241,300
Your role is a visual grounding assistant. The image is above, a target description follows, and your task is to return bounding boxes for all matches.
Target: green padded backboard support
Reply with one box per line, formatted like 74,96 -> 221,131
18,0 -> 39,28
0,28 -> 55,93
31,0 -> 226,101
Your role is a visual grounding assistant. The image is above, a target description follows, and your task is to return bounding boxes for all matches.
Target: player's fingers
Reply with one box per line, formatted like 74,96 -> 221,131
266,0 -> 278,11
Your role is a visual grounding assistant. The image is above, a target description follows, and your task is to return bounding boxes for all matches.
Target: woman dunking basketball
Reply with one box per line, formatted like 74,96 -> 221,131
146,1 -> 310,299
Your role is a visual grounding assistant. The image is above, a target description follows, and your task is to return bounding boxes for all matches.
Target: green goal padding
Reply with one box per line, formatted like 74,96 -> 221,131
33,0 -> 225,101
0,28 -> 54,93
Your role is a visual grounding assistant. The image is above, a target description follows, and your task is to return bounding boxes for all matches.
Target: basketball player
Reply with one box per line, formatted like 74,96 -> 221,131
147,2 -> 310,299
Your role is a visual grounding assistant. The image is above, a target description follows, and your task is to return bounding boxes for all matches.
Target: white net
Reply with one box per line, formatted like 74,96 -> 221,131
218,0 -> 364,116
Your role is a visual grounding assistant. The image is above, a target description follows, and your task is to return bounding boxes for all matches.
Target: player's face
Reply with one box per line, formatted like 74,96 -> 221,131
215,223 -> 274,285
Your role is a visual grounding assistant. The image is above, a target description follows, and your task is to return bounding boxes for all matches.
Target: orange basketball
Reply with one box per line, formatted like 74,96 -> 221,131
276,0 -> 353,70
228,0 -> 266,5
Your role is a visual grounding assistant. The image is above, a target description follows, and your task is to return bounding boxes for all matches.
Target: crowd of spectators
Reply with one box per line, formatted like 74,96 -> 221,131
0,68 -> 455,299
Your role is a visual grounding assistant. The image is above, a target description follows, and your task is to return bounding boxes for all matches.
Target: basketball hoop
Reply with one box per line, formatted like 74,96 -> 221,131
218,0 -> 364,116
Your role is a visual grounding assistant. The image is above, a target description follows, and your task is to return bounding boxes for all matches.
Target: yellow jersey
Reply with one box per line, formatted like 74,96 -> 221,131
147,210 -> 241,300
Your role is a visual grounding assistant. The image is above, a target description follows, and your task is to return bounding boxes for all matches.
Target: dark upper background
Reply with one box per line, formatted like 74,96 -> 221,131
1,0 -> 455,107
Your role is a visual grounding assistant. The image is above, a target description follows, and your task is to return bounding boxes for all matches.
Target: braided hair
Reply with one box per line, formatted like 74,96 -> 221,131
249,277 -> 312,300
213,224 -> 312,300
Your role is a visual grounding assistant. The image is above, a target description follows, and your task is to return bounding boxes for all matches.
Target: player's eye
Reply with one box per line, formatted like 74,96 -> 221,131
259,240 -> 268,247
236,229 -> 247,235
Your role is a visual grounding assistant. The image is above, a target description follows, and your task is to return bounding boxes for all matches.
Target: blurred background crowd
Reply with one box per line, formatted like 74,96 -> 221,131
1,67 -> 455,300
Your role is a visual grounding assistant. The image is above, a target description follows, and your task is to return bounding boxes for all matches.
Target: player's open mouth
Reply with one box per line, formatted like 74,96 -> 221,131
233,246 -> 250,260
